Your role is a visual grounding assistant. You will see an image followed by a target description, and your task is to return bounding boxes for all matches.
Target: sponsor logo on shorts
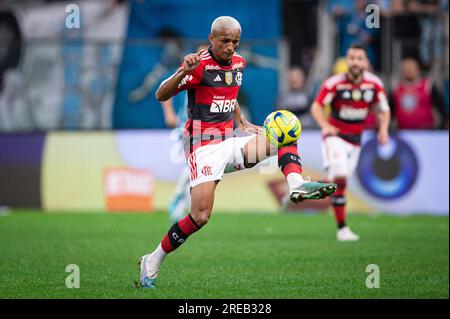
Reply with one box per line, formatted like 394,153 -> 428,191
210,98 -> 236,113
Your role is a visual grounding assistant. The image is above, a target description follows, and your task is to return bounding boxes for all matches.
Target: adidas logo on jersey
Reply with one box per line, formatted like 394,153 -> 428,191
214,75 -> 222,82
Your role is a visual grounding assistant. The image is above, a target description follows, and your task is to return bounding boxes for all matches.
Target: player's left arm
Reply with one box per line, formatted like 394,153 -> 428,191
373,88 -> 391,145
234,102 -> 263,134
377,109 -> 390,145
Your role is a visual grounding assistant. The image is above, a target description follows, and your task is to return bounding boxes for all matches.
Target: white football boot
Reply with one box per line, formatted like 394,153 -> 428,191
337,226 -> 360,241
137,253 -> 159,288
290,181 -> 337,203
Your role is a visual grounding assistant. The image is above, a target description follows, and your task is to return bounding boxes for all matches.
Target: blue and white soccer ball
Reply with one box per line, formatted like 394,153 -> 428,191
263,110 -> 302,147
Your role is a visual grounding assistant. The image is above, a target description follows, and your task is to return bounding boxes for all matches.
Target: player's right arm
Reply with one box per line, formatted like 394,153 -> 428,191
311,102 -> 339,136
155,51 -> 204,101
311,80 -> 340,136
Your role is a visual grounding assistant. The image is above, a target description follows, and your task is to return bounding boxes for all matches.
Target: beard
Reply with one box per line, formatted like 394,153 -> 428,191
349,66 -> 363,78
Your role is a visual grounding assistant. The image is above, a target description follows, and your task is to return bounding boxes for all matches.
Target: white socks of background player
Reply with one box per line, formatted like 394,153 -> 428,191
287,173 -> 306,191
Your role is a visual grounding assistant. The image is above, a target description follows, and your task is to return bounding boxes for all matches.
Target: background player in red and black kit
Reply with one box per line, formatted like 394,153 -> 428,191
311,45 -> 391,241
137,16 -> 337,288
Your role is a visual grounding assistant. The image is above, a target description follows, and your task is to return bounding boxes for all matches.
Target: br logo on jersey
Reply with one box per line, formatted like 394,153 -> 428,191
339,105 -> 369,121
225,72 -> 233,85
201,165 -> 213,176
210,98 -> 236,113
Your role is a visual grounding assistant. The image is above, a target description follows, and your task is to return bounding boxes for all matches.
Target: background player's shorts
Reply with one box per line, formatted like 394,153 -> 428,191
188,134 -> 256,188
322,136 -> 361,180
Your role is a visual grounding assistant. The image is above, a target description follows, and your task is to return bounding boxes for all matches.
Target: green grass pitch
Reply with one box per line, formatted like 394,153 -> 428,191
0,210 -> 448,298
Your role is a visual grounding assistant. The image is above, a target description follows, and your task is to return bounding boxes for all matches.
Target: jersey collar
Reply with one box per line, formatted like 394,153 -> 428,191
208,47 -> 232,67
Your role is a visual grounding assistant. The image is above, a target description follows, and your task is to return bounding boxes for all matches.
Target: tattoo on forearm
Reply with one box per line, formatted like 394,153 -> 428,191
234,108 -> 246,126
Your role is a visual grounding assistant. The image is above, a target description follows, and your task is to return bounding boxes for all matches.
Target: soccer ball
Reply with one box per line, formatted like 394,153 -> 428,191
263,110 -> 302,147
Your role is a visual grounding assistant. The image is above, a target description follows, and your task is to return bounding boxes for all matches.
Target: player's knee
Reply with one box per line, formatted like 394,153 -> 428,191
191,201 -> 211,226
192,210 -> 210,226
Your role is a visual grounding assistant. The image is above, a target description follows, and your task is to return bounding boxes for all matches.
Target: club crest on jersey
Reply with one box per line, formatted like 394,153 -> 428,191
363,90 -> 375,102
235,72 -> 242,86
352,89 -> 362,101
401,94 -> 418,111
225,72 -> 233,85
342,90 -> 351,99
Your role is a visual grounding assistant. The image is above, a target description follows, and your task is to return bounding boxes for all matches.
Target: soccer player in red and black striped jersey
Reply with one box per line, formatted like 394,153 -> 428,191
137,16 -> 337,288
311,45 -> 391,241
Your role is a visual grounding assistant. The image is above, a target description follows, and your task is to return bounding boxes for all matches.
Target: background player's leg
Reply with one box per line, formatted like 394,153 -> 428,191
332,174 -> 358,241
331,175 -> 347,229
336,145 -> 361,241
324,138 -> 348,228
325,138 -> 359,241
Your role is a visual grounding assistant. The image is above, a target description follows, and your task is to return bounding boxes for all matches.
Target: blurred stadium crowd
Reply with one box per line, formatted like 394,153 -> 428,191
0,0 -> 448,131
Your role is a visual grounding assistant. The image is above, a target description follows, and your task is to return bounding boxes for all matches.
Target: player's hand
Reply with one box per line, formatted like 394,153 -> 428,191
321,123 -> 340,136
377,130 -> 389,145
242,122 -> 264,135
182,51 -> 203,73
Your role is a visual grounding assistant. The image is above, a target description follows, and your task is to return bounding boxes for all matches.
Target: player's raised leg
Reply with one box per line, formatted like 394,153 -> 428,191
242,134 -> 337,202
138,181 -> 216,288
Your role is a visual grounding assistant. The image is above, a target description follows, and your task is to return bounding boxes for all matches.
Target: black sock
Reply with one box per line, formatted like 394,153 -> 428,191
338,222 -> 346,229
